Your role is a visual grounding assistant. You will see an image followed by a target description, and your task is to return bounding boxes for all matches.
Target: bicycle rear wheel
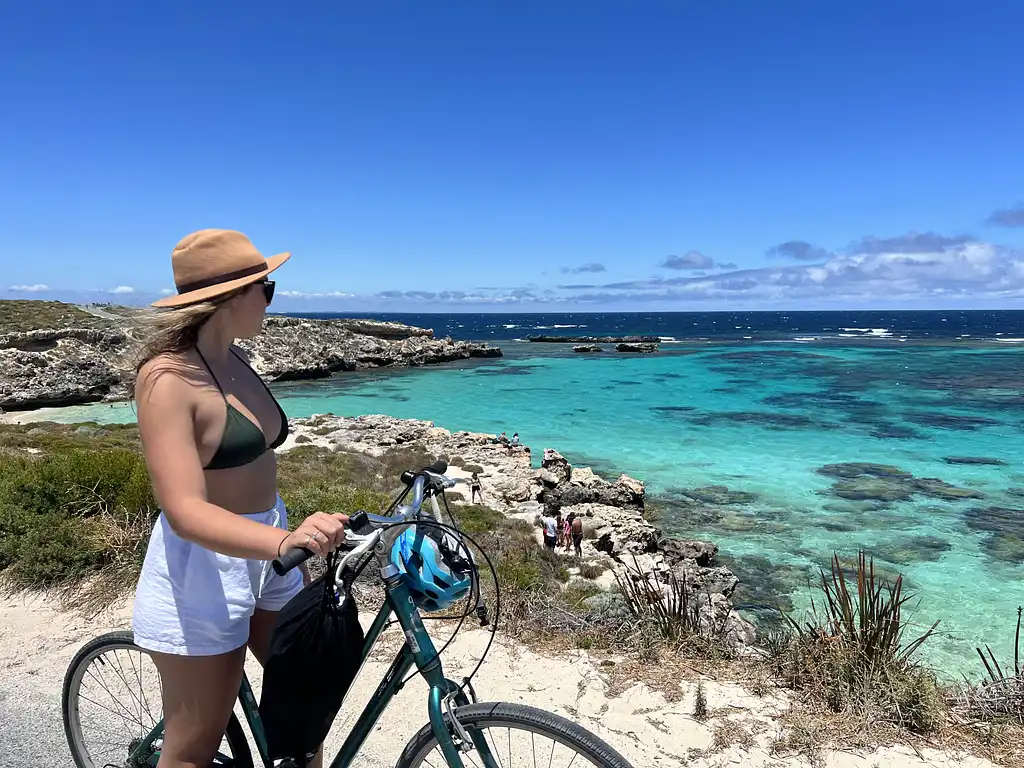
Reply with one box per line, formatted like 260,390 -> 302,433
61,630 -> 253,768
395,701 -> 634,768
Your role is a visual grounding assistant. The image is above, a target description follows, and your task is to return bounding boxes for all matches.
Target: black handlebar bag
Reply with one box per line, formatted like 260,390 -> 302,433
258,557 -> 365,764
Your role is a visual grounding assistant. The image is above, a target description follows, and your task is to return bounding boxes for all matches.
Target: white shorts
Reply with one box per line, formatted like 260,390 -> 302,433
131,494 -> 304,656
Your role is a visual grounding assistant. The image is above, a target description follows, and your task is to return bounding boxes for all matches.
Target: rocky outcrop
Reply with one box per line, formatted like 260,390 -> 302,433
284,413 -> 755,654
573,344 -> 603,353
615,342 -> 659,353
466,343 -> 503,358
327,318 -> 432,339
237,316 -> 501,381
0,311 -> 502,411
0,328 -> 133,409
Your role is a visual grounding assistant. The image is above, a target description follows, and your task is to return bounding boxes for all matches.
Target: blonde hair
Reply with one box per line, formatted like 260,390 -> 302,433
130,287 -> 248,388
133,300 -> 220,374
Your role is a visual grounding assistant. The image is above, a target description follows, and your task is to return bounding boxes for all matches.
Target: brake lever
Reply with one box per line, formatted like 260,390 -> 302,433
335,529 -> 382,583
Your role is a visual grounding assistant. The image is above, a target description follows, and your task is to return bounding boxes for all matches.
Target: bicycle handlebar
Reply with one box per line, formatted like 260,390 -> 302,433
271,460 -> 450,576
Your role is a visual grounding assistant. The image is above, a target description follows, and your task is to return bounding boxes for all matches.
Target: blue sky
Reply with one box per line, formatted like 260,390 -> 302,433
1,1 -> 1023,312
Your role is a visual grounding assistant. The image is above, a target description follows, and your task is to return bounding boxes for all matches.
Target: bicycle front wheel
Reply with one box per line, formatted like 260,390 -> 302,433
61,630 -> 253,768
396,701 -> 635,768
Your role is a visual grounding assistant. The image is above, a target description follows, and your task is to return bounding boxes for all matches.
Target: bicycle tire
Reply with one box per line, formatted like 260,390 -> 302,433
62,630 -> 254,768
395,701 -> 635,768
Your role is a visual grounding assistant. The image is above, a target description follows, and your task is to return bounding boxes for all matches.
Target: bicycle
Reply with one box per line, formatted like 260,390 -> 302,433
62,461 -> 635,767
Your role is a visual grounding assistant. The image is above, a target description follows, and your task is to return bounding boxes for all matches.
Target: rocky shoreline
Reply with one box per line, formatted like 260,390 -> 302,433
284,413 -> 757,654
0,308 -> 501,411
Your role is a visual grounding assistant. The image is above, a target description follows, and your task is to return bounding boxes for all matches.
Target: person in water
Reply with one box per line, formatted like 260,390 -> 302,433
131,229 -> 348,768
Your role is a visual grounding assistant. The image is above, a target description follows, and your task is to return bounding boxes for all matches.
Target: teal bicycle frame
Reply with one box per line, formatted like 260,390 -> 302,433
128,540 -> 498,767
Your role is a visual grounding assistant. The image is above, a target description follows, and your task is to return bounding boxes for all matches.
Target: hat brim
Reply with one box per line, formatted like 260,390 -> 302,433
150,252 -> 291,308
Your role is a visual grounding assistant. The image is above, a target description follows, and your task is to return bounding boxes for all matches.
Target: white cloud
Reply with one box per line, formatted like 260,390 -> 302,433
8,284 -> 50,292
559,236 -> 1024,305
158,288 -> 174,296
279,290 -> 354,299
109,286 -> 136,294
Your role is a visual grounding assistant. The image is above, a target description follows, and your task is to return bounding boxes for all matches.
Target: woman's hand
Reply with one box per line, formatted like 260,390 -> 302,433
280,512 -> 349,558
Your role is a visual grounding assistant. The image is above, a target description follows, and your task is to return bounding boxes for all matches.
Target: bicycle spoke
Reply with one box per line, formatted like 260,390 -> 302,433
110,650 -> 145,728
85,662 -> 145,729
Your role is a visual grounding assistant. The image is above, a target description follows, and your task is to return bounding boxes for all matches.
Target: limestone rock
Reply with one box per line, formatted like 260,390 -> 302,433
541,449 -> 572,484
570,467 -> 603,487
615,342 -> 658,353
658,538 -> 719,568
0,328 -> 130,409
0,314 -> 503,411
535,469 -> 561,488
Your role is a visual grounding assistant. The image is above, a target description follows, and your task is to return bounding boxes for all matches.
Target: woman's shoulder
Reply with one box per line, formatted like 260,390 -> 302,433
135,351 -> 201,399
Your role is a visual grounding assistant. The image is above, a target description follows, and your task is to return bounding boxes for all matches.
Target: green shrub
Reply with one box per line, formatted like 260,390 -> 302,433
0,507 -> 103,588
0,448 -> 155,517
448,504 -> 505,534
563,580 -> 602,606
772,551 -> 945,733
0,439 -> 158,604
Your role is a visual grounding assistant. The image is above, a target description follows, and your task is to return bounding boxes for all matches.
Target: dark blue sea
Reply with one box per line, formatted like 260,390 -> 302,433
293,309 -> 1024,344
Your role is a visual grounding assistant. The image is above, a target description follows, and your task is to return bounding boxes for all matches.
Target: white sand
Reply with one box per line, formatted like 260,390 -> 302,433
0,591 -> 999,768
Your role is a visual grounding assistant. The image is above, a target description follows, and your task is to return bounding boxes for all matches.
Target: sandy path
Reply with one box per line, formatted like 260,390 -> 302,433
0,591 -> 1001,768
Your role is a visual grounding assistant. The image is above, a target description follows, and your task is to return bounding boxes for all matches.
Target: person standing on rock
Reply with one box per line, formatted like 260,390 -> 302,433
554,511 -> 566,549
563,511 -> 576,553
470,472 -> 484,503
130,229 -> 348,768
541,511 -> 558,550
570,514 -> 584,558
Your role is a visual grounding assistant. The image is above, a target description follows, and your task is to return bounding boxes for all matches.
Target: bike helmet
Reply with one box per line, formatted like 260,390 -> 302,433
390,526 -> 472,612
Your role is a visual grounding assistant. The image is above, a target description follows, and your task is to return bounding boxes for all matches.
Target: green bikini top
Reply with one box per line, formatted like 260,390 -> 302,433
195,347 -> 289,470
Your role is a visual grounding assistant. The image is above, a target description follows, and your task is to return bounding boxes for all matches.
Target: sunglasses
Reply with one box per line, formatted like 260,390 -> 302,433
255,279 -> 275,304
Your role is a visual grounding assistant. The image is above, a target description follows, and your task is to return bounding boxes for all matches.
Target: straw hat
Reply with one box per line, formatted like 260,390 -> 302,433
150,229 -> 291,308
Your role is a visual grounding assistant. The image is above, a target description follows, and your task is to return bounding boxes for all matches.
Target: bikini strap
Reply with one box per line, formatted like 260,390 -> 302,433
194,347 -> 228,400
231,348 -> 284,404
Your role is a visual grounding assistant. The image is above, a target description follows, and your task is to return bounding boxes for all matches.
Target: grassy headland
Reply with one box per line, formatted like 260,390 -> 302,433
0,299 -> 131,333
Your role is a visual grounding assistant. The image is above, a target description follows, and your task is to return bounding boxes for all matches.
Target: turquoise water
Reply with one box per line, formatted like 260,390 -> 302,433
30,342 -> 1024,677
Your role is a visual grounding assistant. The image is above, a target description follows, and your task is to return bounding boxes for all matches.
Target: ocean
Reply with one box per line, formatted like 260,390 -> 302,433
30,310 -> 1024,677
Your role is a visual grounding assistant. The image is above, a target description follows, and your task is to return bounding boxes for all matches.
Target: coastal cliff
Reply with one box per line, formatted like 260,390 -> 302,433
0,301 -> 501,410
284,413 -> 757,654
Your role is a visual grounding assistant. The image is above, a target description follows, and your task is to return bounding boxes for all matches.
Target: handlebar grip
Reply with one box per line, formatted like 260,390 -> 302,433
400,460 -> 450,486
272,546 -> 314,576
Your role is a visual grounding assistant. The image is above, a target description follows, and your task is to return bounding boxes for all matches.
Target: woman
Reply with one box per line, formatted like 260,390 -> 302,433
131,229 -> 348,768
469,471 -> 483,503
